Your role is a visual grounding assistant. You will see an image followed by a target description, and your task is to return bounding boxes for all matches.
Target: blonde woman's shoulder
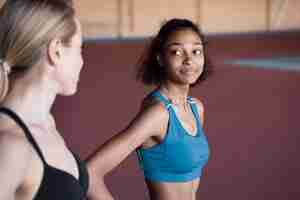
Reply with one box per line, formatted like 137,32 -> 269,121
0,130 -> 34,199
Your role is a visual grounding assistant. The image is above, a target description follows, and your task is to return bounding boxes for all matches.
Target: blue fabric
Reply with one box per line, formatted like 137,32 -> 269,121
137,90 -> 210,182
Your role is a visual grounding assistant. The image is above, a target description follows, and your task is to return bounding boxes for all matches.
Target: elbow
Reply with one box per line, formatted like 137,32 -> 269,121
86,169 -> 114,200
86,165 -> 105,200
87,160 -> 106,179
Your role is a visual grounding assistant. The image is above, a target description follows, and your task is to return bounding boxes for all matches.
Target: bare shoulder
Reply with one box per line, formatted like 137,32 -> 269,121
139,95 -> 169,123
119,95 -> 170,139
0,131 -> 33,196
0,131 -> 33,163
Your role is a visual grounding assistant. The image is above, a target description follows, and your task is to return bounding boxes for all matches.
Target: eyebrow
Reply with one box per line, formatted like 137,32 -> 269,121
166,42 -> 203,48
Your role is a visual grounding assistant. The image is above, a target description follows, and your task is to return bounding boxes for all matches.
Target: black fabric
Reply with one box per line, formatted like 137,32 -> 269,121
0,107 -> 89,200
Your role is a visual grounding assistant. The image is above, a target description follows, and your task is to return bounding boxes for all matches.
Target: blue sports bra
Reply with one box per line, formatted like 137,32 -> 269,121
136,90 -> 210,182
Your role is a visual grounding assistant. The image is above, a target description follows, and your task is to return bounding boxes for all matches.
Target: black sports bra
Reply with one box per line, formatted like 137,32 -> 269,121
0,107 -> 89,200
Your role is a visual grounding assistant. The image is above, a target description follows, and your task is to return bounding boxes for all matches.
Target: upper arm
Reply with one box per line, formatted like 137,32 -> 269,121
86,101 -> 168,199
0,133 -> 32,199
87,101 -> 168,175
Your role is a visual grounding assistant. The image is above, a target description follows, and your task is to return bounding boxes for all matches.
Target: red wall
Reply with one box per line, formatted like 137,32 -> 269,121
53,32 -> 300,199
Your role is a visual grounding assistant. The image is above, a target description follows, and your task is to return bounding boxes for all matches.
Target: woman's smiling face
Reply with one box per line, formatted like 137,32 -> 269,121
161,28 -> 205,86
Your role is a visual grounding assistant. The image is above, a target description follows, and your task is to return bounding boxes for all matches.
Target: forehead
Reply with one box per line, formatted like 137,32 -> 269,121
165,29 -> 203,47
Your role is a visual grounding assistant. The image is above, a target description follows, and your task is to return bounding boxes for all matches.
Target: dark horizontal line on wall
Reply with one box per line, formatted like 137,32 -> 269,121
83,36 -> 147,44
83,29 -> 300,44
206,29 -> 300,40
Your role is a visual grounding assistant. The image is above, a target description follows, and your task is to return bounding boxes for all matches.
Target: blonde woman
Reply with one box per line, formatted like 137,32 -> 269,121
0,0 -> 89,199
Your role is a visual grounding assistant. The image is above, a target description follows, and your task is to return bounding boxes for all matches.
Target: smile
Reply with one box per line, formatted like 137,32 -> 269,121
181,69 -> 197,74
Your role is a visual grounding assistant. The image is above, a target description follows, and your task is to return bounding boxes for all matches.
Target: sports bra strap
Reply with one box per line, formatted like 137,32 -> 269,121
0,107 -> 47,164
186,98 -> 202,126
151,90 -> 172,109
187,96 -> 195,103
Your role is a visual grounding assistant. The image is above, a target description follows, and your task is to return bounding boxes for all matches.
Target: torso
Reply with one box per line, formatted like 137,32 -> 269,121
0,109 -> 86,200
138,91 -> 209,200
143,105 -> 201,200
142,91 -> 199,149
142,98 -> 198,149
146,178 -> 200,200
20,122 -> 79,199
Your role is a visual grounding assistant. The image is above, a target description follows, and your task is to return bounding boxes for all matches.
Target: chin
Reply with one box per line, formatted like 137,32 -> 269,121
68,88 -> 78,96
60,87 -> 78,96
190,78 -> 199,85
181,77 -> 199,85
189,75 -> 202,84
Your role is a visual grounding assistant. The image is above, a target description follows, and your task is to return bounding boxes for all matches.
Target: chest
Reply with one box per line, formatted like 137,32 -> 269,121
171,104 -> 198,136
31,124 -> 79,178
162,112 -> 209,173
20,123 -> 83,200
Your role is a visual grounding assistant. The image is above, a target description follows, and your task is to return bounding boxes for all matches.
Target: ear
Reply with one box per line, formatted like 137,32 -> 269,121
47,38 -> 63,67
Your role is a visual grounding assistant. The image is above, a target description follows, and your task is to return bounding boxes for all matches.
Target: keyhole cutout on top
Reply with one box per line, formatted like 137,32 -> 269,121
170,102 -> 198,137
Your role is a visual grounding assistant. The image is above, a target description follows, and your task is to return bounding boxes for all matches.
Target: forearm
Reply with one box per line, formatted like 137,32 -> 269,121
86,131 -> 139,177
88,185 -> 114,200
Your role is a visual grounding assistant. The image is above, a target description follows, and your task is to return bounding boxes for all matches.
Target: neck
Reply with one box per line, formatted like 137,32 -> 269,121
159,82 -> 190,106
2,65 -> 59,125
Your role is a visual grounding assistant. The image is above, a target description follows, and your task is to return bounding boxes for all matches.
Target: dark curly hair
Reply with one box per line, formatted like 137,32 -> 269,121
136,18 -> 210,87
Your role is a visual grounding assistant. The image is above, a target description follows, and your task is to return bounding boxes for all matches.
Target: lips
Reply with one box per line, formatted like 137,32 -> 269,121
181,69 -> 196,74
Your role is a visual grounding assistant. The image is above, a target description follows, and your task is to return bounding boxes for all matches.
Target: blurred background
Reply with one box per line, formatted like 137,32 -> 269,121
1,0 -> 299,199
76,0 -> 300,37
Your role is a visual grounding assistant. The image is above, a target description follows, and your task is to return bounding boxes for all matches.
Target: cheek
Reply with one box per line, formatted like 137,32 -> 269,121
165,56 -> 181,69
69,52 -> 83,71
195,56 -> 205,68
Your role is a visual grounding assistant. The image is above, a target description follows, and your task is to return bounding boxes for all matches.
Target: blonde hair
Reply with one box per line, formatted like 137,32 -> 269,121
0,0 -> 76,103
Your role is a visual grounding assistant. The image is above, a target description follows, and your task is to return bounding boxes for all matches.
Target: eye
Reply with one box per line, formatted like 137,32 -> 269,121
170,49 -> 182,56
193,49 -> 203,55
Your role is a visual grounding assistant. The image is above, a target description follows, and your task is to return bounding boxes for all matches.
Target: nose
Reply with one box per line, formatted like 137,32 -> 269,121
183,54 -> 193,65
